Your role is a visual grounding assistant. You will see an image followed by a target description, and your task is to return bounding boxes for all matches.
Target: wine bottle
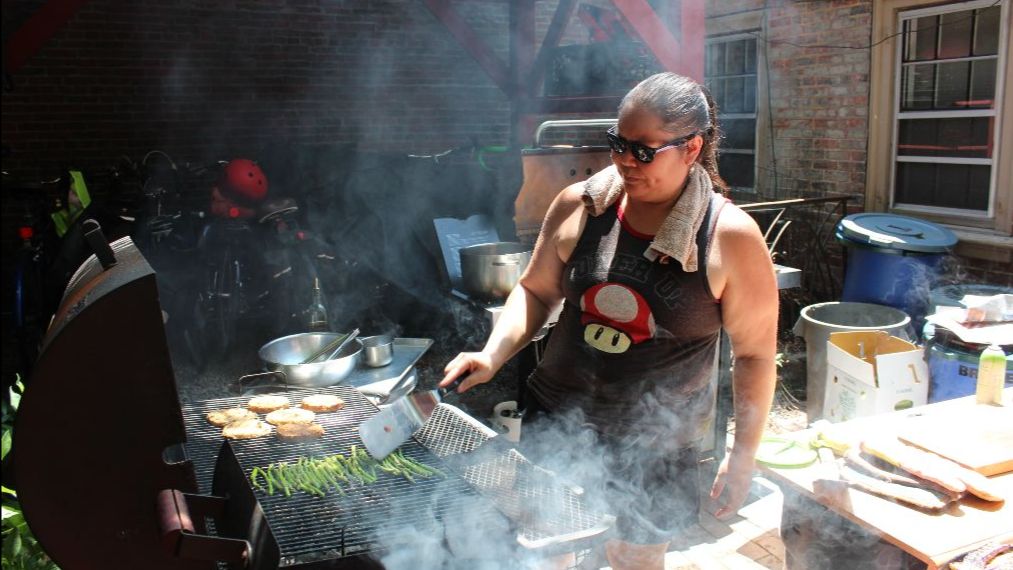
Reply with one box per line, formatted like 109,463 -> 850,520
307,278 -> 330,332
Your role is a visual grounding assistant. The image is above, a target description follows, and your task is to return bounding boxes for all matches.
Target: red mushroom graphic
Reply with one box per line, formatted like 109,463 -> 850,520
579,283 -> 656,354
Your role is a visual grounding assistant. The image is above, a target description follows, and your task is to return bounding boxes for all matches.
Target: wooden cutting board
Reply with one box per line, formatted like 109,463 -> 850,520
897,405 -> 1013,476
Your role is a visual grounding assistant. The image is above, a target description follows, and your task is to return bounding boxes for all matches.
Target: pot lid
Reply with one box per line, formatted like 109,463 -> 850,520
837,213 -> 957,253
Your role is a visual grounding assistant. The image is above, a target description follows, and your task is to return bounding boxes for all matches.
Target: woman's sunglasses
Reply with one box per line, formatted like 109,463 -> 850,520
606,126 -> 698,163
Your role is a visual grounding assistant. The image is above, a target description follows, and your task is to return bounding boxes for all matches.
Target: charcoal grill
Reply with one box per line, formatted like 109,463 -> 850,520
13,236 -> 613,569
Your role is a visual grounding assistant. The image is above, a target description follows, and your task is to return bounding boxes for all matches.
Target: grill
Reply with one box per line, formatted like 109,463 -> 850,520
15,236 -> 612,570
183,386 -> 497,567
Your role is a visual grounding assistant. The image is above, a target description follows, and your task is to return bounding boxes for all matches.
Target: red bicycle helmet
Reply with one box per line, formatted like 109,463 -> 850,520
221,159 -> 268,204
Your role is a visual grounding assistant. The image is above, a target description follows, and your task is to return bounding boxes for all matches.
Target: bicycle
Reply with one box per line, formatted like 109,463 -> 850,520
154,157 -> 334,370
4,173 -> 65,378
3,164 -> 137,379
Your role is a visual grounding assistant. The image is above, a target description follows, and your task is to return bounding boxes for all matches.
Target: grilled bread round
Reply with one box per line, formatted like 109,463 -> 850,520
301,394 -> 345,413
222,418 -> 272,439
206,407 -> 258,427
277,422 -> 325,441
247,395 -> 290,414
265,408 -> 316,426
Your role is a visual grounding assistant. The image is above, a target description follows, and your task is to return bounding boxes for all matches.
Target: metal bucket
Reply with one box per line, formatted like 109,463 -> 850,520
793,302 -> 912,422
459,242 -> 532,301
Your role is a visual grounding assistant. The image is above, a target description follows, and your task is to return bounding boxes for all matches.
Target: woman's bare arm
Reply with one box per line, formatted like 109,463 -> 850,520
708,205 -> 779,517
440,183 -> 585,391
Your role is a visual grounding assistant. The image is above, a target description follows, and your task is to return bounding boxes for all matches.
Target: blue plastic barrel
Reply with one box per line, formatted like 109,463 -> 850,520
837,213 -> 957,329
924,324 -> 1013,402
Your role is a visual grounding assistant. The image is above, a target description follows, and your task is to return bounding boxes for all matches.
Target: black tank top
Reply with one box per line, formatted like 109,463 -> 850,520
526,193 -> 726,449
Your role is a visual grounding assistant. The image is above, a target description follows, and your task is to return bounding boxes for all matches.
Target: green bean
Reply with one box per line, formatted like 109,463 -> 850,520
265,466 -> 276,495
250,467 -> 265,492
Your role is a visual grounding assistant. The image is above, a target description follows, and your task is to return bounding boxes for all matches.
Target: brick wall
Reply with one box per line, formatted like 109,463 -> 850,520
761,0 -> 872,199
1,0 -> 514,179
2,0 -> 1007,286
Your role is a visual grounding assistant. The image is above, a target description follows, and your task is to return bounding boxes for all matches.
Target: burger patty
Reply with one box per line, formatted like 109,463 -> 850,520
247,395 -> 290,413
206,407 -> 257,427
265,408 -> 316,426
222,419 -> 272,439
277,422 -> 325,441
301,394 -> 345,413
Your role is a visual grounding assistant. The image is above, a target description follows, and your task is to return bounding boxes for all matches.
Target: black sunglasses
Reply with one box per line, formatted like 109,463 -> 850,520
606,126 -> 698,163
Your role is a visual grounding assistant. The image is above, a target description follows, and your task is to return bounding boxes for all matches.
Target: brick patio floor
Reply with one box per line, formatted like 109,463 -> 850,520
585,469 -> 787,570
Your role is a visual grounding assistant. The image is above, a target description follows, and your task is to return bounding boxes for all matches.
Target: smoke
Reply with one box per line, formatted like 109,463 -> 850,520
364,381 -> 716,569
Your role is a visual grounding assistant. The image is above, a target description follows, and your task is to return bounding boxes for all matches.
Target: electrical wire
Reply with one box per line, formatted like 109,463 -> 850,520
745,0 -> 1001,52
762,5 -> 778,196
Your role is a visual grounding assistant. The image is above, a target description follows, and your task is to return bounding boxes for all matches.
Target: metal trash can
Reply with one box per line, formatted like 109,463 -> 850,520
793,302 -> 912,422
836,213 -> 957,330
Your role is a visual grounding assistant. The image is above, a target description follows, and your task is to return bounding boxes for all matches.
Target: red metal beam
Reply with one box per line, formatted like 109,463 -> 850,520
608,0 -> 704,82
510,0 -> 536,84
525,0 -> 577,96
678,0 -> 705,83
422,0 -> 514,96
3,0 -> 91,74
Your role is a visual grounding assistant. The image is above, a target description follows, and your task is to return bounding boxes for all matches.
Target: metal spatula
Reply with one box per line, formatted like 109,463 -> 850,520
358,376 -> 464,459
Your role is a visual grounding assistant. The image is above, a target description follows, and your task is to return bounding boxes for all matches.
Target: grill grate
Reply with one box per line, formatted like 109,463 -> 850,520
416,406 -> 614,550
183,385 -> 613,565
182,386 -> 496,565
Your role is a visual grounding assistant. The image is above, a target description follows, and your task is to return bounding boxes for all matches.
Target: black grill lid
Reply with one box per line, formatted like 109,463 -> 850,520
13,237 -> 212,570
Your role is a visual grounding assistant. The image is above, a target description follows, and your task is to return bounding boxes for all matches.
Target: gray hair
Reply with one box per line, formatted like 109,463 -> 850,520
618,73 -> 726,193
619,73 -> 711,135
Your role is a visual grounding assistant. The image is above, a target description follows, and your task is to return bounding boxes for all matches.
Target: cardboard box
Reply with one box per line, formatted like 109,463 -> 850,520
823,331 -> 929,422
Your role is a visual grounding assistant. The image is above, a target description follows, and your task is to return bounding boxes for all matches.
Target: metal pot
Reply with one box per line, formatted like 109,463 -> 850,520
257,332 -> 363,387
459,242 -> 532,301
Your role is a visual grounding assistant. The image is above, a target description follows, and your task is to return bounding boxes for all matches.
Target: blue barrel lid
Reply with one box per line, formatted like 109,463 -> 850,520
838,213 -> 958,253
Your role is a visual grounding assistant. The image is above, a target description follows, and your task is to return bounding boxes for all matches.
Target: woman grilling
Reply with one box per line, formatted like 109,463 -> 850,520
440,72 -> 778,570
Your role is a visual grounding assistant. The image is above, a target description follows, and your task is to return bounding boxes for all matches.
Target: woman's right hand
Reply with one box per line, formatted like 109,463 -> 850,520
440,351 -> 497,393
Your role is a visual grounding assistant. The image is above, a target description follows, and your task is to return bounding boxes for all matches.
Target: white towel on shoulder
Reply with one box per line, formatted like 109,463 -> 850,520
581,163 -> 715,272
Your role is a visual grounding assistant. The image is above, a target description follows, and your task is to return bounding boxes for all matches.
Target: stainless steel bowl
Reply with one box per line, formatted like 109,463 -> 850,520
258,332 -> 363,387
459,242 -> 532,301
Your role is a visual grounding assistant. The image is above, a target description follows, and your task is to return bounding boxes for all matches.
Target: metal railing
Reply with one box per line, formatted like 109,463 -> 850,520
738,194 -> 853,335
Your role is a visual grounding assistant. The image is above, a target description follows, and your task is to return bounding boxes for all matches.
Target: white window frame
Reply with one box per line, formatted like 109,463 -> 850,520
887,0 -> 1010,221
705,32 -> 760,192
867,0 -> 1008,248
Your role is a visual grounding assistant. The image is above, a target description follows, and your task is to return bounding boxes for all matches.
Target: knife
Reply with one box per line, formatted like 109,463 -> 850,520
358,376 -> 465,459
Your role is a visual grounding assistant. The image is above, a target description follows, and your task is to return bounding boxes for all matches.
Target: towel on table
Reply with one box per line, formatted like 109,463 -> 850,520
581,163 -> 715,272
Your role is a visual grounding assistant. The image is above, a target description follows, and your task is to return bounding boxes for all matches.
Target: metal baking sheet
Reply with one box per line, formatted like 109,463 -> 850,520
346,337 -> 432,396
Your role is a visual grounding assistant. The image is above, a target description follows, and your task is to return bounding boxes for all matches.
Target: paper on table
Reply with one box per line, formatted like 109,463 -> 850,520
960,293 -> 1012,323
926,305 -> 1013,346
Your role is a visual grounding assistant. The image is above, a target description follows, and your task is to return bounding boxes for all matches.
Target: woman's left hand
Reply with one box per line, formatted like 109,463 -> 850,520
709,449 -> 756,519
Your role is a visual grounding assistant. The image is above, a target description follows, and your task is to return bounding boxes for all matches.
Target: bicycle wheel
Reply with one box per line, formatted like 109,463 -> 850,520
12,246 -> 47,376
211,245 -> 242,353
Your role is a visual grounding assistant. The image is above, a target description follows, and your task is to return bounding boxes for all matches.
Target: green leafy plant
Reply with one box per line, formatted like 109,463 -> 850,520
2,377 -> 59,569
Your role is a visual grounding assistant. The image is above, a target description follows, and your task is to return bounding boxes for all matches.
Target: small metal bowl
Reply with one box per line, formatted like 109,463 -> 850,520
360,334 -> 394,368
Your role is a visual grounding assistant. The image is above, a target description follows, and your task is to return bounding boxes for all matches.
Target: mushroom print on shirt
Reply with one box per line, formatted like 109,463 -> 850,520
580,282 -> 656,354
525,195 -> 726,447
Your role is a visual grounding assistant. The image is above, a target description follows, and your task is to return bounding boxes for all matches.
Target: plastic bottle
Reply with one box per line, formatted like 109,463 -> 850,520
975,344 -> 1007,405
306,278 -> 330,332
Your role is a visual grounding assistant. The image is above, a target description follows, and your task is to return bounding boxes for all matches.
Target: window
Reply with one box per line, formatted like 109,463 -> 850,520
705,35 -> 758,191
870,0 -> 1012,246
892,2 -> 1003,215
